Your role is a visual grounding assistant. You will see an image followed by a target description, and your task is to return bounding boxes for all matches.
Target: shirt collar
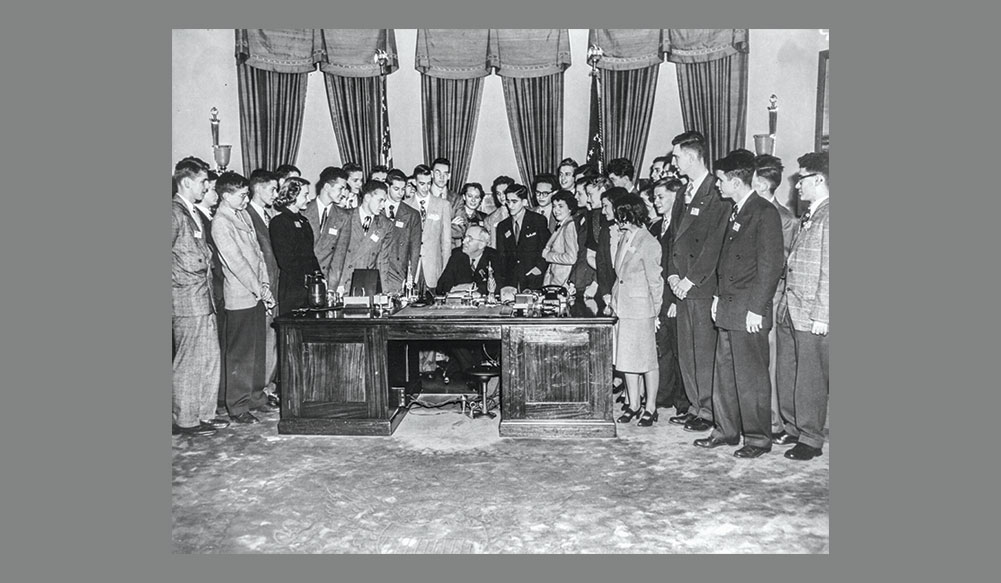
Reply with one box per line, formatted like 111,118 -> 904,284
809,194 -> 829,212
733,190 -> 755,215
175,193 -> 197,215
249,200 -> 267,218
688,170 -> 709,194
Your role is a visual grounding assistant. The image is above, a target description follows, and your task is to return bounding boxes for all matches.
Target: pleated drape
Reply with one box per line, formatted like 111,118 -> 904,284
600,64 -> 659,174
501,73 -> 564,188
420,75 -> 483,188
236,62 -> 308,176
675,52 -> 748,166
324,74 -> 387,172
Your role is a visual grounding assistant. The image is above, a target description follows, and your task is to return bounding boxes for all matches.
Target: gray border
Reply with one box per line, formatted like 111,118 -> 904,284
15,0 -> 967,580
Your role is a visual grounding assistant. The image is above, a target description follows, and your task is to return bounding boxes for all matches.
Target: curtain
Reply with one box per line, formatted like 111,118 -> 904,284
236,62 -> 309,176
323,74 -> 388,173
420,75 -> 483,188
675,52 -> 748,166
600,65 -> 659,174
501,73 -> 564,188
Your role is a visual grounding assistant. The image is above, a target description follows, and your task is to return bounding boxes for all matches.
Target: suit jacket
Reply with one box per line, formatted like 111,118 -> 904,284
496,210 -> 551,290
483,206 -> 509,249
172,196 -> 215,317
778,198 -> 829,331
534,204 -> 559,233
668,174 -> 729,298
435,246 -> 499,295
302,198 -> 328,242
269,209 -> 321,314
404,195 -> 452,289
567,209 -> 597,291
247,203 -> 279,294
542,217 -> 579,286
323,208 -> 393,292
378,201 -> 423,293
610,227 -> 663,319
595,215 -> 618,299
650,216 -> 680,317
769,196 -> 799,305
196,207 -> 225,312
311,201 -> 351,281
714,193 -> 785,331
211,205 -> 269,311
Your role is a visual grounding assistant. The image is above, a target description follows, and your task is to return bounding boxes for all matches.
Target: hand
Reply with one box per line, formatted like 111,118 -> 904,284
711,297 -> 718,321
811,321 -> 829,336
527,267 -> 542,276
666,303 -> 677,318
667,275 -> 680,296
746,311 -> 763,334
675,277 -> 694,300
655,317 -> 662,332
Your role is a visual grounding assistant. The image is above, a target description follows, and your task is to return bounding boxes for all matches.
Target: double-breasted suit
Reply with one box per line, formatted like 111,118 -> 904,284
378,201 -> 422,293
709,192 -> 785,449
775,197 -> 830,449
650,216 -> 688,412
247,203 -> 279,390
322,207 -> 393,293
496,209 -> 550,291
668,174 -> 729,422
172,195 -> 221,428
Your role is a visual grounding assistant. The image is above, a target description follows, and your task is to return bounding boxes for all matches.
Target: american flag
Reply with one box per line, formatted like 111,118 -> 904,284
586,68 -> 604,175
379,75 -> 393,168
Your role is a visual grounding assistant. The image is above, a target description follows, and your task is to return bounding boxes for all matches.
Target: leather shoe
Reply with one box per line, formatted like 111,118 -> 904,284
202,417 -> 230,429
173,423 -> 216,436
267,393 -> 281,408
684,417 -> 713,432
254,401 -> 279,413
230,411 -> 260,424
784,443 -> 823,460
771,431 -> 798,446
669,412 -> 695,426
693,436 -> 739,449
734,445 -> 771,458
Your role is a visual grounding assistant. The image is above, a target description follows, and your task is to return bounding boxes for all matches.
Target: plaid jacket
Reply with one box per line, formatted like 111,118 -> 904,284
778,198 -> 829,331
172,196 -> 215,317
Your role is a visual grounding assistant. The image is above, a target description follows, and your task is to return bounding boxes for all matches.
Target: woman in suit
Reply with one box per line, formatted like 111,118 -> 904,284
610,194 -> 664,426
269,177 -> 322,315
542,190 -> 579,287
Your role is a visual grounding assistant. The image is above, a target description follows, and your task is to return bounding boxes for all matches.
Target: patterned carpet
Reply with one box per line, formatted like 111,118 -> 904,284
172,405 -> 829,553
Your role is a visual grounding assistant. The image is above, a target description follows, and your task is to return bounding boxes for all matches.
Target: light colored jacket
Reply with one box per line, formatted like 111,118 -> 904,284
543,217 -> 579,287
611,227 -> 663,319
212,205 -> 269,310
778,198 -> 829,331
172,196 -> 215,317
404,195 -> 452,289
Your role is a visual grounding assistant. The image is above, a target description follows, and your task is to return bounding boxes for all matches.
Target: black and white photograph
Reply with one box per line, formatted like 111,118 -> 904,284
172,28 -> 830,554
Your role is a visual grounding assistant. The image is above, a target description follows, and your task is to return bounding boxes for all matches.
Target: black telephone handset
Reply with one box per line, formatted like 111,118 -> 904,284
539,285 -> 569,301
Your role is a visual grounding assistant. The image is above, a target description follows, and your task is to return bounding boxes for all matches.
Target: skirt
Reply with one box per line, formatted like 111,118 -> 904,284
613,316 -> 658,373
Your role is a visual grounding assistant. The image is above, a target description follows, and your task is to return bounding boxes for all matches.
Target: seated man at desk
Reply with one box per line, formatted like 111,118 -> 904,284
436,225 -> 498,296
434,225 -> 501,387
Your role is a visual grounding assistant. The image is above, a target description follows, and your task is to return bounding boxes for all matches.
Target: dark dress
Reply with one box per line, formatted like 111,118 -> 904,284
269,208 -> 322,315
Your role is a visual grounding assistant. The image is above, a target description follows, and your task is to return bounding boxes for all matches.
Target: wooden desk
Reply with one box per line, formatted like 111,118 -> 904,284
273,305 -> 617,438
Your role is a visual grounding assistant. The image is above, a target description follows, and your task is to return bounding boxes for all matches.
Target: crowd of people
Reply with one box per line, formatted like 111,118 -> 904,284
172,131 -> 829,462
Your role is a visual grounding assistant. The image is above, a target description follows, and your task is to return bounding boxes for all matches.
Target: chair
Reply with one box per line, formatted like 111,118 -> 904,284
466,365 -> 500,419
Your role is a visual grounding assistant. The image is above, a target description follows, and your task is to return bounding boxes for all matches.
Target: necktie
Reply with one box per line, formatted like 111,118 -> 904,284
513,219 -> 520,242
800,208 -> 813,226
730,202 -> 738,222
264,207 -> 273,223
321,205 -> 329,228
419,199 -> 427,221
388,205 -> 396,220
471,256 -> 477,271
362,215 -> 372,232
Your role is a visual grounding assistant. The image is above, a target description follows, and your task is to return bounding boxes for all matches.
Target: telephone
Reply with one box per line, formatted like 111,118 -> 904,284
539,285 -> 569,317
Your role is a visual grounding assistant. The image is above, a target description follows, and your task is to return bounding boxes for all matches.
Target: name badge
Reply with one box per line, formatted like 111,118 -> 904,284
428,213 -> 440,221
370,234 -> 380,242
395,220 -> 404,228
732,222 -> 741,232
194,230 -> 203,239
504,231 -> 512,238
526,231 -> 537,238
690,208 -> 700,216
328,227 -> 338,235
294,221 -> 302,228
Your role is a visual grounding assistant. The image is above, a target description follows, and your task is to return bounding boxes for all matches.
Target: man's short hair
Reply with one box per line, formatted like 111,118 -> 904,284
207,170 -> 219,182
317,166 -> 348,192
550,190 -> 578,214
753,154 -> 785,194
586,175 -> 613,193
413,164 -> 432,178
672,131 -> 707,161
505,184 -> 530,201
465,224 -> 489,242
249,169 -> 278,195
343,162 -> 364,177
557,157 -> 579,172
215,171 -> 249,195
532,173 -> 558,193
174,157 -> 209,185
386,168 -> 408,185
602,186 -> 629,202
714,150 -> 757,186
797,151 -> 829,184
430,157 -> 451,170
361,180 -> 388,199
574,162 -> 597,179
275,164 -> 301,180
653,177 -> 686,194
606,158 -> 635,181
652,155 -> 670,167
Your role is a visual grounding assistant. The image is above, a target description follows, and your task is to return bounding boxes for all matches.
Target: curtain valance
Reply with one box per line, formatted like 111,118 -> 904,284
235,29 -> 323,74
663,29 -> 749,64
415,29 -> 492,79
488,29 -> 571,78
588,29 -> 665,71
318,29 -> 399,77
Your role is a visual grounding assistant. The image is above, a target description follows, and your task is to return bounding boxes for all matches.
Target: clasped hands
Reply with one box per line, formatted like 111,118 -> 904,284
667,275 -> 694,300
711,295 -> 763,334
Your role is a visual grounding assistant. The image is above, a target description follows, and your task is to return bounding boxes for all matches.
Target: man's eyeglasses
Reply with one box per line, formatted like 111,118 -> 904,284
796,173 -> 819,186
